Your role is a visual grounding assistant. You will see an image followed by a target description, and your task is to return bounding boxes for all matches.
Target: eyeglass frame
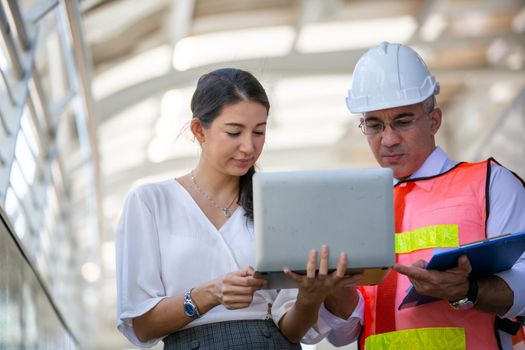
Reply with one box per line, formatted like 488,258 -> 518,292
358,109 -> 434,136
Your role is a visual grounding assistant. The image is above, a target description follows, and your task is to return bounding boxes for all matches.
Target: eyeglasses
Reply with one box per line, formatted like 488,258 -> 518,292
358,112 -> 429,135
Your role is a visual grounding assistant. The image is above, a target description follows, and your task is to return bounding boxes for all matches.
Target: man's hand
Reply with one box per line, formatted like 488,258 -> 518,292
394,255 -> 472,301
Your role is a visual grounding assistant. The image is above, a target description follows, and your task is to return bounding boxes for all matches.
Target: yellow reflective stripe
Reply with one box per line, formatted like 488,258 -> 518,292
395,224 -> 459,254
365,327 -> 466,350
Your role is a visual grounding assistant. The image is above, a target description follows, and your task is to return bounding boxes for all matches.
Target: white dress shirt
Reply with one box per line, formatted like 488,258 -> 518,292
116,179 -> 360,348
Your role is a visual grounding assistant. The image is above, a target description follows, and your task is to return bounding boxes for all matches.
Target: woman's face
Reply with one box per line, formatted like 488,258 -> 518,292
197,100 -> 268,176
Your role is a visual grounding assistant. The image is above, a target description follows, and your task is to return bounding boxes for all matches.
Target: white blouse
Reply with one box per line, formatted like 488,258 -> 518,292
116,179 -> 361,348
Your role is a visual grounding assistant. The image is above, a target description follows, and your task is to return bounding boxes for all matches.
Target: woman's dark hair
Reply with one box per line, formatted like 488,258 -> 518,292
190,68 -> 270,221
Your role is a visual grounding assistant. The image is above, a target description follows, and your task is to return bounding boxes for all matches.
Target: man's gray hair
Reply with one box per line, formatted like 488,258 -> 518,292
422,95 -> 437,113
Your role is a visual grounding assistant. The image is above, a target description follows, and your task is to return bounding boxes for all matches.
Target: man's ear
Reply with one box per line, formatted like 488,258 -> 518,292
429,108 -> 442,135
190,118 -> 205,143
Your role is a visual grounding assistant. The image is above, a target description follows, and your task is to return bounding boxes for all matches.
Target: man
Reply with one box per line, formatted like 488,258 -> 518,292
345,42 -> 525,349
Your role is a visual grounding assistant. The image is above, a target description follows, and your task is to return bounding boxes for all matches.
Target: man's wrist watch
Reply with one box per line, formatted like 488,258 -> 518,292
184,289 -> 201,318
449,277 -> 478,310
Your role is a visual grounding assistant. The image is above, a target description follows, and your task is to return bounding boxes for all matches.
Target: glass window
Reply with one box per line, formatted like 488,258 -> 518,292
20,109 -> 40,157
0,36 -> 15,107
27,78 -> 48,133
15,129 -> 36,185
0,74 -> 11,124
0,41 -> 8,72
44,183 -> 59,231
9,159 -> 28,200
0,118 -> 11,166
5,187 -> 27,240
17,0 -> 41,14
4,186 -> 19,218
33,9 -> 71,105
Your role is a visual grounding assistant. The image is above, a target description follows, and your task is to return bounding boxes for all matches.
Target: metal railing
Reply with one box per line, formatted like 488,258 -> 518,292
0,0 -> 101,347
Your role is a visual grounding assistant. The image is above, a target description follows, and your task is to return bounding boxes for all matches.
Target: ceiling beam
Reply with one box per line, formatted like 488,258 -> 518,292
168,0 -> 194,45
96,32 -> 525,124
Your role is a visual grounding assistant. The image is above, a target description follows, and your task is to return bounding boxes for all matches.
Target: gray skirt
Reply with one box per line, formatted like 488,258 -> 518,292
163,319 -> 303,350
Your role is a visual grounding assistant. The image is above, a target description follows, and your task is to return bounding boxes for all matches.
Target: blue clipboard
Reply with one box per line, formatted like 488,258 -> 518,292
398,230 -> 525,310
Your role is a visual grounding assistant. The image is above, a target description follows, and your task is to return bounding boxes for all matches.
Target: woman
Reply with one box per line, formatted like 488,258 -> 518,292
116,68 -> 362,349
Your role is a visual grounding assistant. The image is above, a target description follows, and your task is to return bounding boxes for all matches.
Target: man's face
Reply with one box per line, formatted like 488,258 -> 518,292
362,103 -> 442,179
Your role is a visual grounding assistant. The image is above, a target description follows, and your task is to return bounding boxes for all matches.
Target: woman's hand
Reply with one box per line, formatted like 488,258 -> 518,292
212,266 -> 267,309
284,245 -> 355,306
279,245 -> 361,342
324,273 -> 363,319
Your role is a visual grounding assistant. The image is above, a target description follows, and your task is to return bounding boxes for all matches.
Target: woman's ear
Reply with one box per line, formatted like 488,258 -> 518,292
190,118 -> 205,144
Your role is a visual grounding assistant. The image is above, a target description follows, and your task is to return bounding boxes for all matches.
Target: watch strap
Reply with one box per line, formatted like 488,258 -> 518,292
465,276 -> 479,304
449,276 -> 478,309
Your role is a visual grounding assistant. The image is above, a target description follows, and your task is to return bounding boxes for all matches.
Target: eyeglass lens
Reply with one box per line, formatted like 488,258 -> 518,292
360,115 -> 424,135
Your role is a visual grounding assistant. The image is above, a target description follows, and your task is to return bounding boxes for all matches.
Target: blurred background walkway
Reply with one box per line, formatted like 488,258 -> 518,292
1,0 -> 524,348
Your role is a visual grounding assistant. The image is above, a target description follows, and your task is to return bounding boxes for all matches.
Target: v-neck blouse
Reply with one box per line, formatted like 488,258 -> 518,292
116,180 -> 354,348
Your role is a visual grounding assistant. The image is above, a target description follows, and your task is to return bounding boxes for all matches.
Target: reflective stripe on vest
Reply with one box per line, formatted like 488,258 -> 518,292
365,327 -> 466,350
395,224 -> 459,253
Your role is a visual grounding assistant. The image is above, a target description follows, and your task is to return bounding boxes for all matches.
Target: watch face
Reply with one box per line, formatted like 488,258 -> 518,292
458,301 -> 474,310
184,303 -> 196,317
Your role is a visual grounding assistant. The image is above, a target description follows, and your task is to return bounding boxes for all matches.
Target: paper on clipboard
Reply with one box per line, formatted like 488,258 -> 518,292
398,230 -> 525,310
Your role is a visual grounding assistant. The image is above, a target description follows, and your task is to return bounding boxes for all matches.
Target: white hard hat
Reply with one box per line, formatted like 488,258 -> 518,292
346,42 -> 440,113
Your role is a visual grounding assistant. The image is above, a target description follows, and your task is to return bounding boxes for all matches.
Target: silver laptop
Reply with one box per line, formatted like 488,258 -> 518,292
253,168 -> 394,289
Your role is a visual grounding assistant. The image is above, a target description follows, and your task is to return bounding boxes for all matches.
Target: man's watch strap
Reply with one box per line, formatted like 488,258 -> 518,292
449,276 -> 478,310
465,276 -> 479,303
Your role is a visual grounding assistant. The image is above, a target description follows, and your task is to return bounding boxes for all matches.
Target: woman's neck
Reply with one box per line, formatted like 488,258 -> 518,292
191,165 -> 239,200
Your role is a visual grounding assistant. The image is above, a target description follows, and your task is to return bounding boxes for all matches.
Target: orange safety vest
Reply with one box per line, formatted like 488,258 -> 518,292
358,159 -> 525,350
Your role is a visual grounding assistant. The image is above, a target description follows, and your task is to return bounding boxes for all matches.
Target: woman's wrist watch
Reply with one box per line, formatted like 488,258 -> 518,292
184,288 -> 201,318
449,277 -> 479,310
